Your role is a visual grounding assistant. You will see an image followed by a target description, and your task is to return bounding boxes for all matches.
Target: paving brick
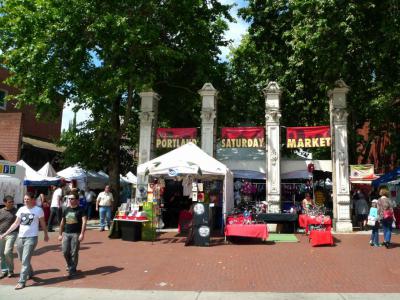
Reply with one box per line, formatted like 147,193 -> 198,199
1,228 -> 399,292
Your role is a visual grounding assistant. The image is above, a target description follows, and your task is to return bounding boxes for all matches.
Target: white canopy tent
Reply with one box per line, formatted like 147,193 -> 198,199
137,142 -> 234,218
37,162 -> 58,177
124,171 -> 137,185
17,160 -> 61,186
57,166 -> 109,190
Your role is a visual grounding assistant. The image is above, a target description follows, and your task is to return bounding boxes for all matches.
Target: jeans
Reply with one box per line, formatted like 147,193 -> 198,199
0,232 -> 17,273
48,207 -> 61,230
16,236 -> 38,283
86,202 -> 93,219
62,233 -> 80,273
99,206 -> 112,229
370,226 -> 379,246
381,218 -> 393,243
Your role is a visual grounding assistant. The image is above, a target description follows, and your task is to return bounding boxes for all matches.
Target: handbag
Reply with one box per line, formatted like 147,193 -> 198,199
367,216 -> 376,226
392,220 -> 397,229
383,209 -> 394,219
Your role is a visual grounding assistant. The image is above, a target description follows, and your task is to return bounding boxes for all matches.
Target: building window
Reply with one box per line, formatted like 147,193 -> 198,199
0,90 -> 7,110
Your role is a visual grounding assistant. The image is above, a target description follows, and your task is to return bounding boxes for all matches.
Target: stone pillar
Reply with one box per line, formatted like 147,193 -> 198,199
263,82 -> 282,213
329,80 -> 352,232
136,91 -> 160,199
199,83 -> 217,157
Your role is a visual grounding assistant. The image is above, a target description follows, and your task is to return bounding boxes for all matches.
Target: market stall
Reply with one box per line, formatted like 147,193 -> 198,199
17,160 -> 61,186
0,160 -> 25,205
133,143 -> 233,244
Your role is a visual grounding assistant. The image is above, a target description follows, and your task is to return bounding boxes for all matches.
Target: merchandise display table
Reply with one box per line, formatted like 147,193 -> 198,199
309,230 -> 334,246
112,217 -> 149,241
299,214 -> 332,233
225,224 -> 268,240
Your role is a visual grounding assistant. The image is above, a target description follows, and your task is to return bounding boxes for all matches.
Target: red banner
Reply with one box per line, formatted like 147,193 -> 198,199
221,127 -> 265,148
156,128 -> 197,148
286,126 -> 331,148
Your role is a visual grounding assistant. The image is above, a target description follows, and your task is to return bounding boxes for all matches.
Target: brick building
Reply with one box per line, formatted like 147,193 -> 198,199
0,67 -> 64,169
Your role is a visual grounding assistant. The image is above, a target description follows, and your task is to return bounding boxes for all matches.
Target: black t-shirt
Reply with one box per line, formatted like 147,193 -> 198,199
62,206 -> 86,234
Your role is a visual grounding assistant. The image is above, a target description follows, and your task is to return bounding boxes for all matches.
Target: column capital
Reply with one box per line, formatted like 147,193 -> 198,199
139,90 -> 160,112
198,82 -> 218,97
263,81 -> 282,97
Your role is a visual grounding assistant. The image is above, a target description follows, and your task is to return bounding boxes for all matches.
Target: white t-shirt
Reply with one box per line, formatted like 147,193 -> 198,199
16,206 -> 44,238
97,191 -> 113,207
51,188 -> 63,208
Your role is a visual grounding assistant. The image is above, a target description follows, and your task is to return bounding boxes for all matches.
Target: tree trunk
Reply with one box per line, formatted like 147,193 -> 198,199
108,96 -> 121,211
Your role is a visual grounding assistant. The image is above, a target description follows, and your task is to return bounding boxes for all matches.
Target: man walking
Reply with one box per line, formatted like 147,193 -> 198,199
58,192 -> 87,279
0,195 -> 18,279
48,184 -> 63,232
84,189 -> 96,220
96,185 -> 114,231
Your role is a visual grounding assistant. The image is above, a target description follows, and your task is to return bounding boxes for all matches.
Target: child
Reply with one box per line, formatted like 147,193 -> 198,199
368,199 -> 379,247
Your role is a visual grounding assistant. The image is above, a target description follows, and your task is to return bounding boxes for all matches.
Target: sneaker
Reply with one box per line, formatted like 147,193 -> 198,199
384,241 -> 390,249
14,282 -> 25,290
0,272 -> 7,279
369,240 -> 373,246
105,226 -> 109,231
7,272 -> 14,278
373,244 -> 381,247
100,227 -> 105,232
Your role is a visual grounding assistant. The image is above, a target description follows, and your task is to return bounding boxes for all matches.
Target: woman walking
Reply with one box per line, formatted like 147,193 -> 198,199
377,187 -> 395,248
0,192 -> 49,290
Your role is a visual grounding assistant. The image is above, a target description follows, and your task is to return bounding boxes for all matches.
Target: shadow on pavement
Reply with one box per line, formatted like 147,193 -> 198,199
34,245 -> 92,256
30,266 -> 124,287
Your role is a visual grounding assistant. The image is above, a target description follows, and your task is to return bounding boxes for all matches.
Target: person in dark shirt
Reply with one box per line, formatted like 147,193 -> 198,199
0,195 -> 18,279
58,192 -> 87,279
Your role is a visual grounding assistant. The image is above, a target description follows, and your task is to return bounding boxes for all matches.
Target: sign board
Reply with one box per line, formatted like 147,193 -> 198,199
221,127 -> 265,148
156,128 -> 198,149
286,126 -> 331,148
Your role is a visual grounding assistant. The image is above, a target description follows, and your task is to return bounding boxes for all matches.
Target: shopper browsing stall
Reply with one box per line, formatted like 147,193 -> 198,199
96,185 -> 114,231
302,193 -> 315,213
0,192 -> 49,290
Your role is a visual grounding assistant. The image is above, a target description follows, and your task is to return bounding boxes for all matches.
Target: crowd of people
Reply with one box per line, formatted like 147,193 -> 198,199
0,184 -> 113,290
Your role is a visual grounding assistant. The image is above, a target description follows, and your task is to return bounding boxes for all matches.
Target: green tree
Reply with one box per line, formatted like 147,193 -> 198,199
0,0 -> 232,204
230,0 -> 400,164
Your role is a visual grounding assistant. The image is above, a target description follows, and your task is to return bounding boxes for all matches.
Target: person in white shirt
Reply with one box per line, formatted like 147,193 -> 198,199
84,189 -> 96,220
0,192 -> 49,290
48,185 -> 64,232
96,185 -> 114,231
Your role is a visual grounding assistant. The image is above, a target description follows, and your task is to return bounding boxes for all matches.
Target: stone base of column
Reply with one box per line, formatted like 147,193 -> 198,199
334,220 -> 353,233
267,195 -> 280,213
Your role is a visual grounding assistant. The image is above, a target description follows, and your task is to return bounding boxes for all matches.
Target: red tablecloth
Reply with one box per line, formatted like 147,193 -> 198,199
299,214 -> 332,233
309,230 -> 334,246
178,210 -> 193,233
225,224 -> 268,240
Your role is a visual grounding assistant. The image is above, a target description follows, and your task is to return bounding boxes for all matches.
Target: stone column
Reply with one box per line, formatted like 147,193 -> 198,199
136,91 -> 160,199
263,82 -> 282,213
329,80 -> 352,232
199,83 -> 218,157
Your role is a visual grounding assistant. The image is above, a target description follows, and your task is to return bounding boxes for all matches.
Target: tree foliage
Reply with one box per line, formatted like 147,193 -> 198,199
0,0 -> 232,201
228,0 -> 400,164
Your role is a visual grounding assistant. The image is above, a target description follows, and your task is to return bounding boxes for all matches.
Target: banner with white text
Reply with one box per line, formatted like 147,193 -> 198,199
221,127 -> 265,148
156,128 -> 198,149
286,126 -> 331,148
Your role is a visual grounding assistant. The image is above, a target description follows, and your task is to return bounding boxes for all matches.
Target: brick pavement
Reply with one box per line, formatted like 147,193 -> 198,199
0,227 -> 399,293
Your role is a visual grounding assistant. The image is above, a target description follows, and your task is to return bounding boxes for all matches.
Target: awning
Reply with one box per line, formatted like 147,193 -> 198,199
22,137 -> 65,153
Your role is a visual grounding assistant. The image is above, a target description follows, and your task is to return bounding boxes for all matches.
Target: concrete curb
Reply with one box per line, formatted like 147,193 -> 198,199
1,285 -> 399,300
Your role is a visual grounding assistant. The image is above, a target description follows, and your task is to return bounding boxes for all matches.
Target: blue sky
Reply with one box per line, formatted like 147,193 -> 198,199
61,0 -> 249,131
